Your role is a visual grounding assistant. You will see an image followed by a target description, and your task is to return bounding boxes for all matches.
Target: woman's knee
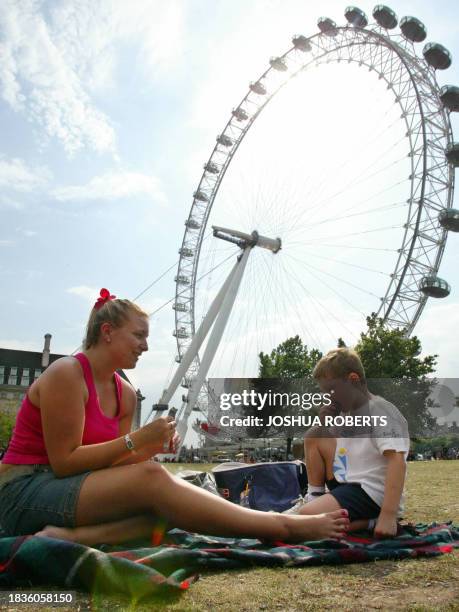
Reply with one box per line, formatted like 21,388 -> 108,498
76,461 -> 171,524
133,461 -> 171,491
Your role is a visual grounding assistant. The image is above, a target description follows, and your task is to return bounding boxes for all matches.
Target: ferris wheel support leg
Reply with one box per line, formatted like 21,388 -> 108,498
176,246 -> 253,449
154,259 -> 241,415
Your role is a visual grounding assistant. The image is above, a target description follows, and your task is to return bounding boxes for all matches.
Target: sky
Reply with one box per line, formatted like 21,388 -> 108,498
1,0 -> 458,438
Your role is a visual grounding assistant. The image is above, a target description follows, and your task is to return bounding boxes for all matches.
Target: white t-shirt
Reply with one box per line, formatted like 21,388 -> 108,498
332,395 -> 410,514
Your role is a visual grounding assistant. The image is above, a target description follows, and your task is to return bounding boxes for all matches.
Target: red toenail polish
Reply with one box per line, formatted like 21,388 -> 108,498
341,510 -> 348,516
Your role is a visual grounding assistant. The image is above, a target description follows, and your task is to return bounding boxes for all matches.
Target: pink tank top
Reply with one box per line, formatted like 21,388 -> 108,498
3,353 -> 122,465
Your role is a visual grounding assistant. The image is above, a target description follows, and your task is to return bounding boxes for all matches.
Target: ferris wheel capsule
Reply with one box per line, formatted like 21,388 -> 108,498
318,17 -> 338,36
344,6 -> 368,27
249,80 -> 267,95
292,35 -> 312,52
270,56 -> 288,71
419,276 -> 451,298
185,218 -> 201,229
423,43 -> 452,70
372,5 -> 398,29
193,190 -> 209,202
400,16 -> 427,42
204,161 -> 220,174
440,85 -> 459,112
216,134 -> 233,147
445,142 -> 459,166
232,107 -> 249,121
439,209 -> 459,232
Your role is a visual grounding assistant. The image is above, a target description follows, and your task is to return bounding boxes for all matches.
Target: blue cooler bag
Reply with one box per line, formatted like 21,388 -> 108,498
212,461 -> 307,512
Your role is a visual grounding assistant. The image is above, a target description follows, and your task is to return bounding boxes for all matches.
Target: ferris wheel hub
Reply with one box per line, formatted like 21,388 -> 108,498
212,225 -> 282,253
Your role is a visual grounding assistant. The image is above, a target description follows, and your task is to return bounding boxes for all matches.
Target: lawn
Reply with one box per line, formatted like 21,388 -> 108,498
5,460 -> 459,611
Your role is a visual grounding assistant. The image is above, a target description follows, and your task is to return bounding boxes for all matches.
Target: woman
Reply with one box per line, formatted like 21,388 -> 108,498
0,289 -> 348,546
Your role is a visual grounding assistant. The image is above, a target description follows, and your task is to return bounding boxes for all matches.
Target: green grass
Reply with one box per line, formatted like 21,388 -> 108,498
7,461 -> 459,612
157,460 -> 459,612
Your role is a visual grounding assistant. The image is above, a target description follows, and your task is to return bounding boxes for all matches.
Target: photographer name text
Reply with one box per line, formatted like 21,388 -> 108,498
219,414 -> 388,427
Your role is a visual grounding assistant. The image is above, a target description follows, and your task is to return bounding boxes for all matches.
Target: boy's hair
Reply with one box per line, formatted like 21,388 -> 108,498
84,299 -> 148,349
313,347 -> 366,382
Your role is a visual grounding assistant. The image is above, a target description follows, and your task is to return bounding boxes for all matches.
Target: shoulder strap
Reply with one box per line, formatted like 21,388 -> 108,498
114,372 -> 123,417
74,353 -> 95,395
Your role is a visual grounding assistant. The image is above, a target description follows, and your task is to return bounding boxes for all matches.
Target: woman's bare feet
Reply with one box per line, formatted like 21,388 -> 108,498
34,515 -> 159,547
281,509 -> 349,542
34,510 -> 349,546
35,526 -> 77,542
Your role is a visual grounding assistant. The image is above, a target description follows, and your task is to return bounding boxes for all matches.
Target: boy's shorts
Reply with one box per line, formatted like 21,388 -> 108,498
327,481 -> 381,521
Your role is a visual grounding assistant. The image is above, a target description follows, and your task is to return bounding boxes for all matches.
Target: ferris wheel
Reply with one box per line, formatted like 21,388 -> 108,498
157,5 -> 459,442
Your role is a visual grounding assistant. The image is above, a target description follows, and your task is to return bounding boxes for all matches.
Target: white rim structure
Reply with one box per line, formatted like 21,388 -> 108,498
172,6 -> 456,424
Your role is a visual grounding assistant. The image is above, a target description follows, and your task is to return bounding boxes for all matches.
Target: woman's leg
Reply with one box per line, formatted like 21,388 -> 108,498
66,461 -> 348,543
35,514 -> 158,546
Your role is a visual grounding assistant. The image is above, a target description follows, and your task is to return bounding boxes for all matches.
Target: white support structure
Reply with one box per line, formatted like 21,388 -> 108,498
148,227 -> 281,453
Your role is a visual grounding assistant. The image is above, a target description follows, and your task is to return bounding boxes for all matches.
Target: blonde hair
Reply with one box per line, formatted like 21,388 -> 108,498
84,299 -> 148,349
313,347 -> 366,383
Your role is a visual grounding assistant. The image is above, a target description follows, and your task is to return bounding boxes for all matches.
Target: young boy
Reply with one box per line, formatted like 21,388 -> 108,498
298,348 -> 409,538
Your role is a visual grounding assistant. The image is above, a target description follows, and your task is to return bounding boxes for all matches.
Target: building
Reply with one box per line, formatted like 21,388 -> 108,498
0,334 -> 63,418
0,334 -> 144,428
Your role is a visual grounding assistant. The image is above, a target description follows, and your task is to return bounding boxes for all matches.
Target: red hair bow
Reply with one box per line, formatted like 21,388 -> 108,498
94,288 -> 116,310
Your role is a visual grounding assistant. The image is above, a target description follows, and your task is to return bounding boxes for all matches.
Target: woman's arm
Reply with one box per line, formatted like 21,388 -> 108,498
112,381 -> 169,466
39,360 -> 174,477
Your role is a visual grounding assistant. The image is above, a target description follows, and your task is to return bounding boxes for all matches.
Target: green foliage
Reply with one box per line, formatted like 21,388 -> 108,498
354,314 -> 438,437
258,335 -> 322,379
0,411 -> 15,450
256,337 -> 322,456
412,434 -> 459,455
355,313 -> 437,379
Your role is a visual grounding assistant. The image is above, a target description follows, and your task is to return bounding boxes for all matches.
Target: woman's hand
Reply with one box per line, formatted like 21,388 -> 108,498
133,416 -> 177,455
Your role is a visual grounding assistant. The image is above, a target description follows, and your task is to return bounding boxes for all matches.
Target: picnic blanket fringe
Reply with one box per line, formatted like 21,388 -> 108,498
0,522 -> 457,602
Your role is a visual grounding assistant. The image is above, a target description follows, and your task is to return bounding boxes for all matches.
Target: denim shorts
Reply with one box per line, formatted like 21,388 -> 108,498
0,465 -> 90,536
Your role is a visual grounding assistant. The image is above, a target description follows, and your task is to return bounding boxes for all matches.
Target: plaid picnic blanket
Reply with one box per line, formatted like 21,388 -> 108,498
0,523 -> 457,602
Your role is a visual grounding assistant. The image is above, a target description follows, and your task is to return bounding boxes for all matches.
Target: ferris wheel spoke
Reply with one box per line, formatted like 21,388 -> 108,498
284,251 -> 381,301
277,256 -> 330,349
302,200 -> 409,232
280,255 -> 360,343
294,250 -> 391,277
285,155 -> 410,235
306,242 -> 397,252
290,224 -> 404,247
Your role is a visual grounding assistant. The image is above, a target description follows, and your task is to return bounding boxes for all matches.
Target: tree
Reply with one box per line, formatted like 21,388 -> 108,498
257,336 -> 323,458
259,335 -> 322,379
354,314 -> 438,437
0,411 -> 15,455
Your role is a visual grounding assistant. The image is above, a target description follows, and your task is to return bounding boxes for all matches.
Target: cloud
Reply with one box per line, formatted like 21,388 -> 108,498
0,0 -> 116,155
0,156 -> 51,191
52,170 -> 167,203
67,285 -> 100,304
0,196 -> 24,210
0,240 -> 14,246
49,0 -> 185,90
0,338 -> 41,352
415,300 -> 459,378
0,0 -> 186,156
